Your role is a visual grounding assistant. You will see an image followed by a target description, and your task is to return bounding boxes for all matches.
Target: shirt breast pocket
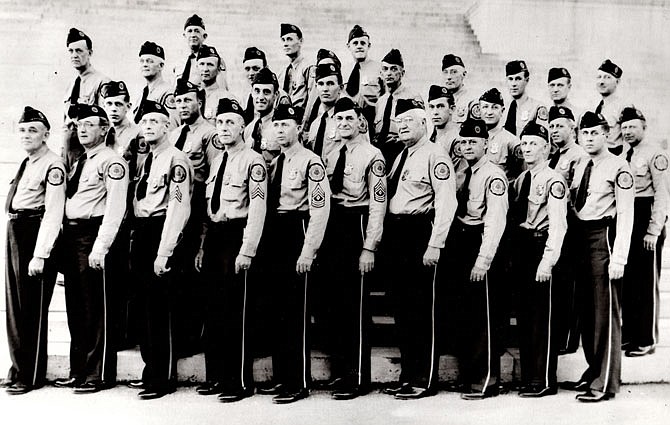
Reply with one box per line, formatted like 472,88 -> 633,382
82,172 -> 101,188
343,172 -> 366,198
204,173 -> 216,200
151,174 -> 167,194
634,162 -> 648,177
19,177 -> 42,191
222,176 -> 246,201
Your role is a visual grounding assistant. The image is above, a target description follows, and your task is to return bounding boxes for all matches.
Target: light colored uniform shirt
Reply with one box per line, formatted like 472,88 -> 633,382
513,162 -> 568,267
570,152 -> 635,266
272,142 -> 331,259
133,140 -> 193,257
324,135 -> 387,251
307,103 -> 343,160
112,118 -> 141,158
456,156 -> 509,270
551,141 -> 588,191
132,77 -> 179,129
486,123 -> 521,179
10,145 -> 66,259
279,53 -> 311,110
169,116 -> 220,183
502,93 -> 548,135
202,82 -> 238,125
244,111 -> 280,165
63,66 -> 110,120
65,143 -> 129,256
205,143 -> 267,257
595,92 -> 627,147
347,58 -> 383,109
451,86 -> 478,125
388,137 -> 457,249
373,84 -> 423,144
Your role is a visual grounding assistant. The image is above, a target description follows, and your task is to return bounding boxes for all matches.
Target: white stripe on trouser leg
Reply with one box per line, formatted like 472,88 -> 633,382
651,246 -> 658,346
101,266 -> 108,380
358,215 -> 365,387
32,278 -> 45,386
482,273 -> 492,393
241,270 -> 248,389
545,276 -> 553,388
604,226 -> 613,391
301,219 -> 308,389
168,311 -> 173,381
427,264 -> 437,389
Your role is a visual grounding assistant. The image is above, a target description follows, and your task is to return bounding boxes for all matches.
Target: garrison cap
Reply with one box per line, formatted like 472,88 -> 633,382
459,118 -> 488,139
100,81 -> 130,99
579,111 -> 608,129
428,85 -> 454,105
506,60 -> 528,76
243,46 -> 266,65
619,106 -> 645,124
598,59 -> 622,78
19,106 -> 50,130
333,97 -> 358,114
196,44 -> 219,61
395,98 -> 424,116
174,78 -> 201,97
315,62 -> 341,82
348,25 -> 368,42
316,48 -> 341,68
281,23 -> 302,38
75,104 -> 108,121
67,28 -> 91,49
138,100 -> 169,118
520,121 -> 549,142
442,54 -> 465,70
479,88 -> 504,106
547,67 -> 571,83
548,105 -> 574,122
216,98 -> 245,118
184,14 -> 205,30
382,49 -> 403,67
252,67 -> 279,90
139,41 -> 164,59
272,103 -> 304,122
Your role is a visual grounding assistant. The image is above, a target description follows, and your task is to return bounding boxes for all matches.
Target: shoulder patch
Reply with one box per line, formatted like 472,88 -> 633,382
163,93 -> 176,110
371,159 -> 386,177
211,135 -> 225,151
513,144 -> 524,159
616,170 -> 634,189
171,164 -> 187,183
311,183 -> 326,208
250,163 -> 267,182
536,106 -> 548,121
488,177 -> 507,196
433,162 -> 451,180
653,154 -> 668,171
136,136 -> 150,154
278,96 -> 291,106
47,167 -> 65,186
469,103 -> 481,120
107,162 -> 126,180
308,162 -> 325,182
549,181 -> 566,199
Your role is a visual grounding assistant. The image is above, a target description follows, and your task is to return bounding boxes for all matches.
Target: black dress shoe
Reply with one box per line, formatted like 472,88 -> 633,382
138,386 -> 175,400
382,382 -> 411,396
394,386 -> 436,400
127,380 -> 145,389
6,382 -> 33,395
576,390 -> 615,403
625,345 -> 656,357
460,385 -> 500,400
218,388 -> 254,403
256,383 -> 285,395
196,382 -> 225,396
54,377 -> 83,388
1,379 -> 16,388
518,385 -> 558,398
559,380 -> 590,392
332,386 -> 368,400
272,388 -> 309,404
443,381 -> 463,393
324,377 -> 345,390
73,381 -> 106,394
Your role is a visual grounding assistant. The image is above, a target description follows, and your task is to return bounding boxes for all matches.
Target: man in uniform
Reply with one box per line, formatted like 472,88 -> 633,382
479,88 -> 523,181
427,85 -> 459,147
547,105 -> 588,355
198,44 -> 237,125
55,104 -> 129,393
175,14 -> 227,89
446,118 -> 508,400
101,80 -> 141,160
303,49 -> 342,138
502,60 -> 548,136
131,100 -> 194,399
373,49 -> 423,165
617,107 -> 668,357
262,103 -> 330,404
134,41 -> 178,130
306,63 -> 345,160
594,59 -> 626,150
442,54 -> 477,125
245,67 -> 285,166
382,99 -> 457,400
344,25 -> 383,137
193,98 -> 267,401
547,67 -> 582,120
563,111 -> 634,402
3,107 -> 66,395
318,97 -> 386,400
279,23 -> 311,109
510,122 -> 567,397
241,47 -> 267,123
63,28 -> 110,169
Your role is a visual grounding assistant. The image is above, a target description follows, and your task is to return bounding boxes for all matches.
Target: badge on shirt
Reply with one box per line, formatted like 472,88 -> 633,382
489,177 -> 506,196
616,171 -> 634,189
457,106 -> 466,118
107,162 -> 126,180
489,140 -> 499,154
288,167 -> 299,180
653,154 -> 669,171
521,110 -> 529,121
401,169 -> 410,181
535,184 -> 545,196
47,167 -> 65,186
343,164 -> 354,176
559,160 -> 569,171
308,163 -> 326,182
550,181 -> 566,199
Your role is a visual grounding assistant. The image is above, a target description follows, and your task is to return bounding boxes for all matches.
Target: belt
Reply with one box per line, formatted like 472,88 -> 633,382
64,216 -> 103,226
518,227 -> 548,239
332,204 -> 368,215
7,208 -> 44,220
452,220 -> 484,233
388,211 -> 435,221
209,217 -> 247,226
577,217 -> 614,228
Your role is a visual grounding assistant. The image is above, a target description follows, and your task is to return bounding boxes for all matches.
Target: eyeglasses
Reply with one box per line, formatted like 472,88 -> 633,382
392,117 -> 416,125
75,121 -> 100,129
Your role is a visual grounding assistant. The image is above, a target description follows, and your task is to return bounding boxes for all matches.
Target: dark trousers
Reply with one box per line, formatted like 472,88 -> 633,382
62,218 -> 117,383
445,221 -> 499,392
575,219 -> 621,394
267,212 -> 311,391
320,205 -> 371,387
385,214 -> 439,389
622,198 -> 665,348
5,216 -> 57,387
515,229 -> 558,388
202,219 -> 253,391
131,216 -> 178,390
552,214 -> 581,353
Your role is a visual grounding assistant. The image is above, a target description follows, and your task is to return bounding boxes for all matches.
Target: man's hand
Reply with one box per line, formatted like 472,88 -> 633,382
423,246 -> 440,267
235,254 -> 252,274
535,262 -> 552,282
609,262 -> 625,280
88,252 -> 105,270
28,257 -> 45,277
296,255 -> 313,274
359,249 -> 375,274
470,266 -> 487,282
194,248 -> 204,272
643,234 -> 658,251
154,255 -> 171,277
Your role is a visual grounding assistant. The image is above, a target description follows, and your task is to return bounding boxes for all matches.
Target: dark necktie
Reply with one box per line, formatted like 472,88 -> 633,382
377,93 -> 394,143
330,145 -> 347,193
175,125 -> 190,150
210,151 -> 229,214
625,144 -> 637,163
5,158 -> 28,213
134,86 -> 149,123
313,111 -> 328,156
575,159 -> 593,212
66,153 -> 87,199
548,148 -> 562,169
135,152 -> 153,201
244,93 -> 254,125
182,53 -> 195,82
346,62 -> 361,97
504,99 -> 517,135
387,147 -> 408,200
456,166 -> 472,218
307,97 -> 322,126
283,65 -> 292,93
269,153 -> 285,211
67,76 -> 81,118
430,127 -> 437,143
608,145 -> 623,156
595,99 -> 604,115
514,171 -> 531,225
251,118 -> 263,153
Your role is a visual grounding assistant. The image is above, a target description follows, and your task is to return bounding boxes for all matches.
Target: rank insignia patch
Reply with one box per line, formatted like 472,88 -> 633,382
616,171 -> 634,189
251,185 -> 265,200
374,180 -> 386,202
171,185 -> 183,202
311,183 -> 326,208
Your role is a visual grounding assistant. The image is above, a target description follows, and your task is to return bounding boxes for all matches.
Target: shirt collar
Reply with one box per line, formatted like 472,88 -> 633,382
78,66 -> 95,78
85,141 -> 106,158
225,140 -> 245,156
151,137 -> 170,156
408,136 -> 428,155
28,144 -> 49,163
282,140 -> 303,159
529,160 -> 548,176
471,155 -> 489,172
